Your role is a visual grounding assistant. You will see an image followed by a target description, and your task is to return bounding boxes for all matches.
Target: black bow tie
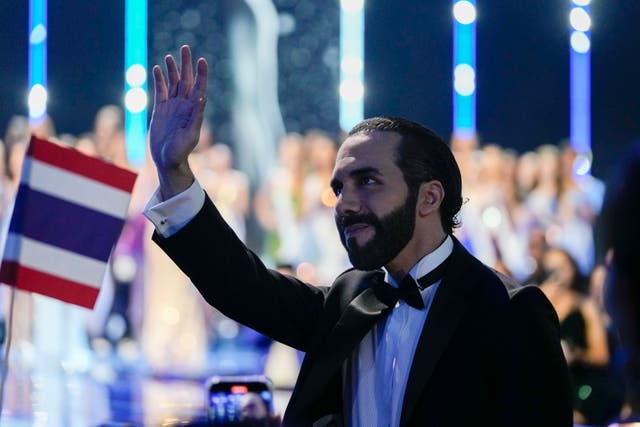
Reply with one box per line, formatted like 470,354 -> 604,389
372,257 -> 450,310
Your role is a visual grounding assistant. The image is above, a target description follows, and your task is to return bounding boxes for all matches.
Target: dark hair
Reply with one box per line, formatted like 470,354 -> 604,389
545,247 -> 588,294
348,116 -> 463,234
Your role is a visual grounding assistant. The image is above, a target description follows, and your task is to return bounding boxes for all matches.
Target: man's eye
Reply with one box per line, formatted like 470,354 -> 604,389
359,177 -> 377,185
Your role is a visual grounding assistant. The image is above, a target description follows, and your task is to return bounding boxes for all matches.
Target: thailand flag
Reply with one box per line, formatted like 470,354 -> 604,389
0,135 -> 137,309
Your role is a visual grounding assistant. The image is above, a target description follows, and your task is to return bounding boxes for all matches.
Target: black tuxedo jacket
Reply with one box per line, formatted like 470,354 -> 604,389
153,196 -> 572,426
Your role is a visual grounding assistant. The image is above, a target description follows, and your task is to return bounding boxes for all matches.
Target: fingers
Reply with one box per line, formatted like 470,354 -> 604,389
192,58 -> 209,103
165,54 -> 180,98
190,58 -> 208,130
159,45 -> 205,102
177,45 -> 194,97
191,66 -> 207,129
152,65 -> 168,105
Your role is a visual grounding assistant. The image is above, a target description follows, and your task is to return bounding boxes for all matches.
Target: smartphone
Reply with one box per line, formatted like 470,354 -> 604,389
207,375 -> 274,426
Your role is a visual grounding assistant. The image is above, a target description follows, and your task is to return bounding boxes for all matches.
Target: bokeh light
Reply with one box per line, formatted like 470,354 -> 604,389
124,88 -> 148,113
29,24 -> 47,44
126,64 -> 147,87
570,7 -> 591,32
339,78 -> 364,102
28,84 -> 48,119
340,0 -> 364,14
570,31 -> 591,53
454,64 -> 476,96
453,1 -> 476,25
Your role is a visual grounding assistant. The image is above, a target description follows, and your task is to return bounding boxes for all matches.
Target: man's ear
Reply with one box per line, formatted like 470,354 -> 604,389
417,180 -> 445,217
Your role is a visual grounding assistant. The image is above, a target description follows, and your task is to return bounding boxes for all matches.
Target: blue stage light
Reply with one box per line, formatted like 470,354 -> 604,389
570,4 -> 591,174
29,0 -> 47,122
339,0 -> 364,132
125,0 -> 147,166
453,0 -> 476,139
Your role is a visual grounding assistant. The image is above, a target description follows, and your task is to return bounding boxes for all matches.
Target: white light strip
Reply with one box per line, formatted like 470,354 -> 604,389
339,0 -> 365,132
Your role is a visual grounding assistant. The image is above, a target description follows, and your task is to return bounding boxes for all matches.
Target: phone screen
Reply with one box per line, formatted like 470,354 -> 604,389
207,376 -> 274,426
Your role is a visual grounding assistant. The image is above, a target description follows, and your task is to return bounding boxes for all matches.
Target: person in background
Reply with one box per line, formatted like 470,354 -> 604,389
93,105 -> 128,168
601,142 -> 640,425
253,132 -> 306,266
198,143 -> 250,241
74,132 -> 99,157
539,247 -> 622,424
298,131 -> 349,283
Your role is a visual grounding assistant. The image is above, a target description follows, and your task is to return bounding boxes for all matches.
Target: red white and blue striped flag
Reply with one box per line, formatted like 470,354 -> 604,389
0,135 -> 137,309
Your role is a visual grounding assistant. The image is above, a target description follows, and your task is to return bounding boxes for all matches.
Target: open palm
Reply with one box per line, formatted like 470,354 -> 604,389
149,45 -> 208,196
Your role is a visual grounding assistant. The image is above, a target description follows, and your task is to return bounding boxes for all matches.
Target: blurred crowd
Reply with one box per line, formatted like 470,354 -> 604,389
0,108 -> 635,426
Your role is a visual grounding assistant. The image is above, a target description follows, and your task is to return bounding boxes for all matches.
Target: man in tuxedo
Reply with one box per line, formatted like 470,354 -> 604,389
144,45 -> 572,426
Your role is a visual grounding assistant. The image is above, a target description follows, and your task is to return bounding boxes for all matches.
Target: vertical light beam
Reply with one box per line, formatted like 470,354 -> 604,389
453,0 -> 476,140
125,0 -> 148,166
339,0 -> 365,132
570,1 -> 592,175
29,0 -> 48,123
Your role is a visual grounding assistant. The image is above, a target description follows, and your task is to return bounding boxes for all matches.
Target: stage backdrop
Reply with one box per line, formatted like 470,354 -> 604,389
150,0 -> 340,186
1,0 -> 639,180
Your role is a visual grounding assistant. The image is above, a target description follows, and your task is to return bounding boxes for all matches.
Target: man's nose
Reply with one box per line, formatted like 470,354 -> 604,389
335,188 -> 361,216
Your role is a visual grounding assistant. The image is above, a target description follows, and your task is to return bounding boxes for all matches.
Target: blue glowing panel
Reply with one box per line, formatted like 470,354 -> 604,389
125,0 -> 148,166
29,0 -> 47,121
339,1 -> 364,132
453,0 -> 476,138
455,23 -> 474,66
569,5 -> 591,171
570,49 -> 590,155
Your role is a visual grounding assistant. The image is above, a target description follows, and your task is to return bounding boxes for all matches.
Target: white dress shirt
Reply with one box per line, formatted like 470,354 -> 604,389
346,235 -> 453,427
144,180 -> 205,237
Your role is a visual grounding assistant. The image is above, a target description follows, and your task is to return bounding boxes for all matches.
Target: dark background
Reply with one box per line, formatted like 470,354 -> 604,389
1,0 -> 638,180
364,0 -> 640,179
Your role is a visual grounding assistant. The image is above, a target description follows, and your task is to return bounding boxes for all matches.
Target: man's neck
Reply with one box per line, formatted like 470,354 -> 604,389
385,231 -> 449,282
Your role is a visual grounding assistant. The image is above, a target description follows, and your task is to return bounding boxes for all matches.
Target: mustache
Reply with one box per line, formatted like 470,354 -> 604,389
337,213 -> 379,229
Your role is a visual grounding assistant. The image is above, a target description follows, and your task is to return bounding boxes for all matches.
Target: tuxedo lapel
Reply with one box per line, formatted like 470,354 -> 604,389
399,240 -> 475,427
289,272 -> 392,419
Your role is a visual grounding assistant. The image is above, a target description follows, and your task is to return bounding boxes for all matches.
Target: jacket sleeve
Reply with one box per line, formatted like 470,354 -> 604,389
152,194 -> 329,351
499,285 -> 573,427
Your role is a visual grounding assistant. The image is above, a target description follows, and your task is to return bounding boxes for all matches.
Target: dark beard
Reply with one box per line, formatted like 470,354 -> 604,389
337,192 -> 417,270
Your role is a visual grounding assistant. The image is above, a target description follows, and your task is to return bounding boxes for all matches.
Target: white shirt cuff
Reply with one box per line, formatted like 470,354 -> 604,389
143,180 -> 206,238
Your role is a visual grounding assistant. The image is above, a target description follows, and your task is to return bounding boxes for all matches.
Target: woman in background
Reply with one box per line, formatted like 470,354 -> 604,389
540,247 -> 622,425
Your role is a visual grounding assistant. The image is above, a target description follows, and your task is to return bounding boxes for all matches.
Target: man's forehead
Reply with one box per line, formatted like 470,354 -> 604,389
337,130 -> 401,158
333,131 -> 401,176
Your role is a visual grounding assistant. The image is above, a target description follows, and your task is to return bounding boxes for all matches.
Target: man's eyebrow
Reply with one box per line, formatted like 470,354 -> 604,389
348,166 -> 383,178
330,167 -> 382,189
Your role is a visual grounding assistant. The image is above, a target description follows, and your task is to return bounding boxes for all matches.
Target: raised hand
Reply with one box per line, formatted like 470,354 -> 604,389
149,45 -> 208,199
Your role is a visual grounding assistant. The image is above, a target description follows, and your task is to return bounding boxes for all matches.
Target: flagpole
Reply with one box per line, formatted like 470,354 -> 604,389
0,286 -> 17,420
